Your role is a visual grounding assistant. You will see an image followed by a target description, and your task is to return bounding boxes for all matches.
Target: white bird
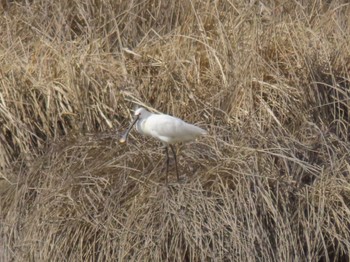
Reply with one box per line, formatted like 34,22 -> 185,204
120,107 -> 207,184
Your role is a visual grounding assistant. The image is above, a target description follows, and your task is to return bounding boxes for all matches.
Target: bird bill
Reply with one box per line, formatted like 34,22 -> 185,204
119,116 -> 139,144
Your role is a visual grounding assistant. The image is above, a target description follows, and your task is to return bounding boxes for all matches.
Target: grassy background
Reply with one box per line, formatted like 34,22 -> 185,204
1,0 -> 350,261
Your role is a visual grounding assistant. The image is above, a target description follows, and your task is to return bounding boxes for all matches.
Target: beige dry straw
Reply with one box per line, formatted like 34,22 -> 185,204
1,1 -> 350,261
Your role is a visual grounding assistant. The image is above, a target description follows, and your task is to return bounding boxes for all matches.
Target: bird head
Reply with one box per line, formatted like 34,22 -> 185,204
119,107 -> 149,143
134,107 -> 150,119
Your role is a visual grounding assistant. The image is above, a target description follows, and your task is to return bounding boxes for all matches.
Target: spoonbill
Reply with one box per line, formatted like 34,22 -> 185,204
120,107 -> 207,184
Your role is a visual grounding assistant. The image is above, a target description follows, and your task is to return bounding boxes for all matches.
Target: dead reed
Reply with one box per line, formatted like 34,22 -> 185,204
1,0 -> 350,261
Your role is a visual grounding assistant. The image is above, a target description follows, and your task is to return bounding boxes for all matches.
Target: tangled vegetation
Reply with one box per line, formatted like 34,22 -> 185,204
1,0 -> 350,261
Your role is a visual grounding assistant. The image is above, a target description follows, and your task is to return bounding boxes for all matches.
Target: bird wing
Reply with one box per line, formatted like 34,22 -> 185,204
145,114 -> 205,142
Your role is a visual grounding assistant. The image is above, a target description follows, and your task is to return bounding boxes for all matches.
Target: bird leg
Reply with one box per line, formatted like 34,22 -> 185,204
164,146 -> 169,185
170,145 -> 179,182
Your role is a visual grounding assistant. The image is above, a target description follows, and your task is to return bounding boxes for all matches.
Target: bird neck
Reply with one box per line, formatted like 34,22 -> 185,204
136,118 -> 146,134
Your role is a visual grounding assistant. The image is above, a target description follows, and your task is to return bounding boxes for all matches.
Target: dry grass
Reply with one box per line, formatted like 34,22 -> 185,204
1,0 -> 350,261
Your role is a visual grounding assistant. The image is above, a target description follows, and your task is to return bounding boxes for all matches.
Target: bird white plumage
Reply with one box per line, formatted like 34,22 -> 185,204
134,107 -> 207,144
120,107 -> 207,184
